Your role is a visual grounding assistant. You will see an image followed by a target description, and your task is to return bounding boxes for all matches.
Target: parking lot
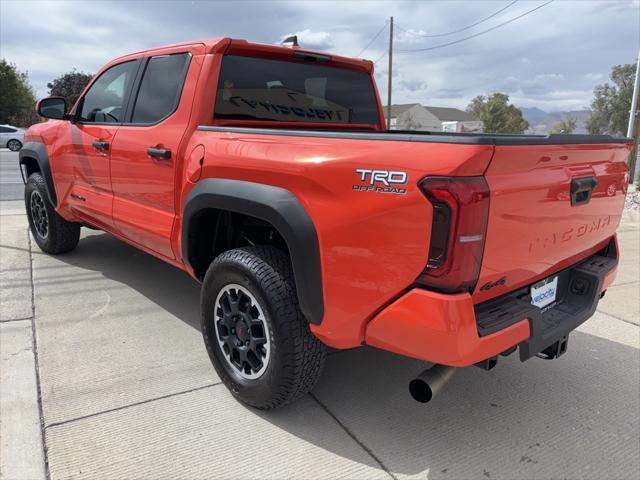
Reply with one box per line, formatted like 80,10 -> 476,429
1,148 -> 639,480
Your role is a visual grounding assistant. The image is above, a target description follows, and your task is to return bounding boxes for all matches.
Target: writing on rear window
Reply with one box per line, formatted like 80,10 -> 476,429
214,55 -> 378,124
223,94 -> 349,122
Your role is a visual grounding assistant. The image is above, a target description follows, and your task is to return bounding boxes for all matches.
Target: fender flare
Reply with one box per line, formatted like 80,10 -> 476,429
182,179 -> 324,325
19,142 -> 57,207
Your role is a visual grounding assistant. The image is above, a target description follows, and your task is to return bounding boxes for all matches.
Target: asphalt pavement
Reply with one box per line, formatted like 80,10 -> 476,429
1,149 -> 639,480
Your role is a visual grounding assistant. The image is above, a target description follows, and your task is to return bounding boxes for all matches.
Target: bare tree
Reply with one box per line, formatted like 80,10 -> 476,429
400,110 -> 422,130
551,116 -> 577,134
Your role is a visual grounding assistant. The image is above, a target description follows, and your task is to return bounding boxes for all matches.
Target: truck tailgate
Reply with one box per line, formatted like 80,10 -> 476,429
474,142 -> 630,303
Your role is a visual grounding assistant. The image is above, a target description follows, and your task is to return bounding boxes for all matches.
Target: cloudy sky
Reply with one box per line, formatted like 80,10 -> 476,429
1,0 -> 638,112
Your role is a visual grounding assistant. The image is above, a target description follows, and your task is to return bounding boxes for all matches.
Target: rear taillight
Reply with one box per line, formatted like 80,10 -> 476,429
418,176 -> 490,293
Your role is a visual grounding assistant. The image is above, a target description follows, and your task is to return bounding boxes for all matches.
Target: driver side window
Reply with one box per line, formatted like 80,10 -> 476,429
79,61 -> 137,123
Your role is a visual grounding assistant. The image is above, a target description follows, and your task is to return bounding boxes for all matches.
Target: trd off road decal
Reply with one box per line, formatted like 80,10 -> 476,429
353,169 -> 408,195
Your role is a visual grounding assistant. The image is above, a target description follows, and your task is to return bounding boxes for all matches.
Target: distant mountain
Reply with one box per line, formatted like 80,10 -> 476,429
520,107 -> 591,134
520,107 -> 549,125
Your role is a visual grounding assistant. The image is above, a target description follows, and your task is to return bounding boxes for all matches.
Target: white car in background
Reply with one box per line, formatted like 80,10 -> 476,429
0,124 -> 25,151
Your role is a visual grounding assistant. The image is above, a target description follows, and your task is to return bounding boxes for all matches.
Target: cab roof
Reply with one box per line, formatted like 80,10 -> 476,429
111,37 -> 374,74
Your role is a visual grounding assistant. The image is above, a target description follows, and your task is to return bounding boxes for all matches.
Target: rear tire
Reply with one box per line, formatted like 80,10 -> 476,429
201,246 -> 326,409
25,173 -> 80,254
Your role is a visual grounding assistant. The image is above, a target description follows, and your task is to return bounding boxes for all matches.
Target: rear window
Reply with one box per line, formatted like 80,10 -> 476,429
214,55 -> 378,124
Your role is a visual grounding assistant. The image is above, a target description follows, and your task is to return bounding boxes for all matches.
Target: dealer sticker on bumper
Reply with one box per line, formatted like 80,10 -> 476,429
531,276 -> 558,309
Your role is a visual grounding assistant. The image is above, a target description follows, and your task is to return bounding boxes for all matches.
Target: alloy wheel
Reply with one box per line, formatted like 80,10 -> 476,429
214,284 -> 271,379
30,190 -> 49,239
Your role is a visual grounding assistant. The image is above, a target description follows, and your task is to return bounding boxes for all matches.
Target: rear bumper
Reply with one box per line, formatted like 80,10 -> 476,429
365,236 -> 618,366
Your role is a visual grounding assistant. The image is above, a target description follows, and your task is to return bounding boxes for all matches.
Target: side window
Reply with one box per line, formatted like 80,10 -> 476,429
79,61 -> 137,123
0,127 -> 16,133
131,53 -> 190,124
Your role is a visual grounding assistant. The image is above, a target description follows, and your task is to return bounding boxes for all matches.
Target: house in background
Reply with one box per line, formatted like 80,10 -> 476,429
385,103 -> 483,133
386,104 -> 440,130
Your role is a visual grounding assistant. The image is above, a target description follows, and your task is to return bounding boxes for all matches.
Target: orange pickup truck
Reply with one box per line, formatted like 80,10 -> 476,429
21,38 -> 631,408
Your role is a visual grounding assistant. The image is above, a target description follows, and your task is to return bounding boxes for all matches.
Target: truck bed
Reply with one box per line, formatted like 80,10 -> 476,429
199,125 -> 632,146
197,124 -> 631,309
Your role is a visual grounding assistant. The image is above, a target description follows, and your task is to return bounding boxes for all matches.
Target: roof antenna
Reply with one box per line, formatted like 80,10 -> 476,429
281,35 -> 299,47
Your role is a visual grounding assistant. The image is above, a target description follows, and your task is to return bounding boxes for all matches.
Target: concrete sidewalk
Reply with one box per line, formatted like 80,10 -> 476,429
1,202 -> 46,480
1,197 -> 639,480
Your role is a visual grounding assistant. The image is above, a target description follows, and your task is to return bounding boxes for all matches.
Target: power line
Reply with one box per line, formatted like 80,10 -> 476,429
396,0 -> 518,38
357,21 -> 388,57
373,50 -> 388,65
387,16 -> 394,130
396,0 -> 554,53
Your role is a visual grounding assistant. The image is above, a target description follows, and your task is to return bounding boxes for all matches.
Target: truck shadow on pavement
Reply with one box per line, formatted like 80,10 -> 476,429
54,232 -> 640,479
58,231 -> 202,329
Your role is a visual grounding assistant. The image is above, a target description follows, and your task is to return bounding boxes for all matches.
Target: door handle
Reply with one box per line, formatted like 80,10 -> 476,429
92,140 -> 109,151
147,147 -> 171,160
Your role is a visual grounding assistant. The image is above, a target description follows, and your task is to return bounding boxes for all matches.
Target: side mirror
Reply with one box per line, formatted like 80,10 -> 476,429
36,97 -> 69,120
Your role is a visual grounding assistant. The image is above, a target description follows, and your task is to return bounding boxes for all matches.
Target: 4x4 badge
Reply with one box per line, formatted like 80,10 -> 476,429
480,276 -> 507,291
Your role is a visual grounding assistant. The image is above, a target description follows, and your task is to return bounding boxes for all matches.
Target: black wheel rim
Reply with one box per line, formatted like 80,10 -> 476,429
8,140 -> 20,151
214,284 -> 271,379
30,190 -> 49,239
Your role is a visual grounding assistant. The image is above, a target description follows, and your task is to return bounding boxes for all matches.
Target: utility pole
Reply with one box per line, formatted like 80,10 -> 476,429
386,16 -> 394,130
627,48 -> 640,184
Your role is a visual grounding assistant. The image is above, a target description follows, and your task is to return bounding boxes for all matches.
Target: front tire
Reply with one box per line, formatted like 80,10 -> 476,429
7,139 -> 22,151
201,246 -> 326,409
25,173 -> 80,254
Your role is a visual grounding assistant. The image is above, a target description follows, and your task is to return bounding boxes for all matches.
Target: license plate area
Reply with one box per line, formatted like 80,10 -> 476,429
531,275 -> 559,310
474,248 -> 617,361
